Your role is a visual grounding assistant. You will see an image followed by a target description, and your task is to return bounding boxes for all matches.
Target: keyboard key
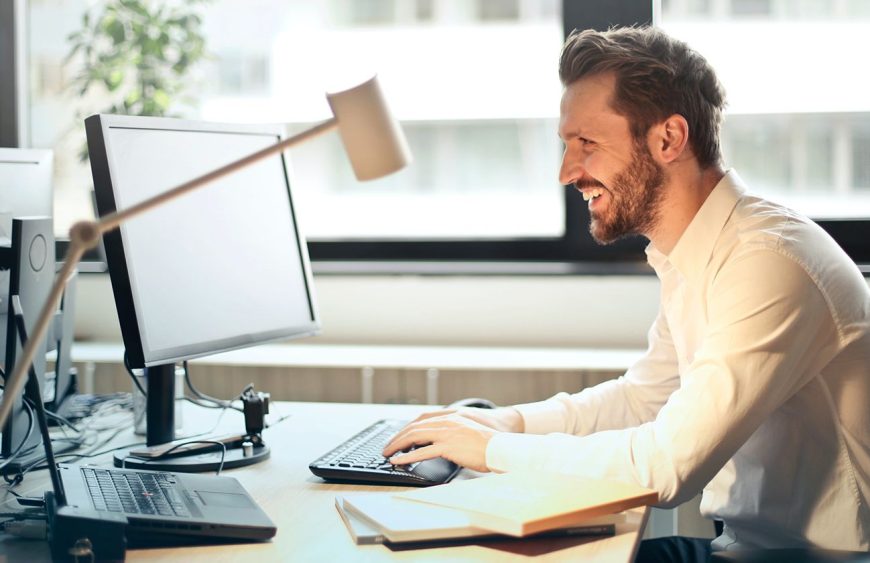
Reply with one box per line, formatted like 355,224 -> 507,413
84,468 -> 190,517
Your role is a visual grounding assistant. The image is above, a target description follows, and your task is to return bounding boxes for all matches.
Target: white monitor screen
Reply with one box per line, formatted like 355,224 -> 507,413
92,116 -> 319,366
0,149 -> 53,245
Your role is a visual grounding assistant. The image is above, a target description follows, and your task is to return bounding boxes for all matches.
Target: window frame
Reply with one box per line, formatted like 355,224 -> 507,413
0,0 -> 25,148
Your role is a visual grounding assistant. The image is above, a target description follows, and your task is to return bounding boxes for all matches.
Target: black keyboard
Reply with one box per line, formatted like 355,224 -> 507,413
309,419 -> 460,486
83,467 -> 191,517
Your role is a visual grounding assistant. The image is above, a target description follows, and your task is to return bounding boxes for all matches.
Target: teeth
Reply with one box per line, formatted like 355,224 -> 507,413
582,188 -> 604,201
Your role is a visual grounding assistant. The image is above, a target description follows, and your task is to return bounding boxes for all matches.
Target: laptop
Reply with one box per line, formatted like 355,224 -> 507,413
54,463 -> 276,546
18,356 -> 276,551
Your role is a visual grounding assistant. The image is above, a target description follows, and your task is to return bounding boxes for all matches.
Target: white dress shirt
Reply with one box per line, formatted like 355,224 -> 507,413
486,170 -> 870,550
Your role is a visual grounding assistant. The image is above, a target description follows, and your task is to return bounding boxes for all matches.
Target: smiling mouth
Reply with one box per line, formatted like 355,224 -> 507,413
574,179 -> 606,202
579,187 -> 605,202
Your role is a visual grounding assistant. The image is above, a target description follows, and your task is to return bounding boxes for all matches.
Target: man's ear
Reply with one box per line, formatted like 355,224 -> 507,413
650,114 -> 690,163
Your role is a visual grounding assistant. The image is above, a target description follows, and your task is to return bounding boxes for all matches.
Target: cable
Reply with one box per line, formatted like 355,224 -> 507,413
264,412 -> 292,429
0,400 -> 35,472
0,510 -> 47,520
183,361 -> 244,412
44,409 -> 81,434
2,519 -> 47,539
152,440 -> 227,475
2,398 -> 136,487
122,351 -> 147,397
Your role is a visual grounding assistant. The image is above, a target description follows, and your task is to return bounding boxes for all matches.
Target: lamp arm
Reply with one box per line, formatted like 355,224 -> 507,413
0,117 -> 338,430
100,117 -> 338,232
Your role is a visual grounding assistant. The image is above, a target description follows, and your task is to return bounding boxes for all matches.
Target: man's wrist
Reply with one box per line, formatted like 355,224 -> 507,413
497,406 -> 525,433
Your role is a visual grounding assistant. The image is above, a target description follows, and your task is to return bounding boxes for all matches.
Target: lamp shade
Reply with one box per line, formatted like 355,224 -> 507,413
326,75 -> 412,181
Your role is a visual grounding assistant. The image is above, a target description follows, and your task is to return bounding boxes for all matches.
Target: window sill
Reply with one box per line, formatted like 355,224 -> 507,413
310,260 -> 655,276
71,259 -> 870,277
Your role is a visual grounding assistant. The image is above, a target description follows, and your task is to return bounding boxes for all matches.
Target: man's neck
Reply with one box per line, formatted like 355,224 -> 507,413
648,164 -> 726,255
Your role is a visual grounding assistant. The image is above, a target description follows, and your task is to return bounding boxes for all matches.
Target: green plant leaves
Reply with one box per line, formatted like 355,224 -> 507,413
65,0 -> 213,160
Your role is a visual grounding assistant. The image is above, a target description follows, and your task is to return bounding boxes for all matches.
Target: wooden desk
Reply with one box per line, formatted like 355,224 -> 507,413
1,401 -> 648,562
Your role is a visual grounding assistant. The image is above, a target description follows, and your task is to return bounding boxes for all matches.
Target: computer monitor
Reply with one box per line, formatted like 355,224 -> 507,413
85,115 -> 321,469
0,148 -> 53,245
0,149 -> 59,469
0,148 -> 54,364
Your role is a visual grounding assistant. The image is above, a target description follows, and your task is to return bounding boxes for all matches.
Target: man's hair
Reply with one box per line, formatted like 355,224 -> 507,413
559,26 -> 726,169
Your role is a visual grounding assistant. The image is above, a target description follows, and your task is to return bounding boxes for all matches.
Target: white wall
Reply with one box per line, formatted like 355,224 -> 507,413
74,274 -> 662,349
74,272 -> 870,348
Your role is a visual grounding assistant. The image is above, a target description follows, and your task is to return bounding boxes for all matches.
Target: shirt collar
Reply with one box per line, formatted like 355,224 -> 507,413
646,169 -> 746,282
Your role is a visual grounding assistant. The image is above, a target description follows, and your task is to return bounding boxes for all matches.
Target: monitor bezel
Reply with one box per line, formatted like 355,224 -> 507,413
86,114 -> 321,368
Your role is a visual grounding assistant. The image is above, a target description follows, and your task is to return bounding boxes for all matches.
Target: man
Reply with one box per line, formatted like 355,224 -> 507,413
384,26 -> 870,560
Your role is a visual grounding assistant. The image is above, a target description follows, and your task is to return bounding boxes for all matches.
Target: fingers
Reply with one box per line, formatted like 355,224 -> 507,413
389,444 -> 441,466
383,425 -> 440,457
383,414 -> 454,457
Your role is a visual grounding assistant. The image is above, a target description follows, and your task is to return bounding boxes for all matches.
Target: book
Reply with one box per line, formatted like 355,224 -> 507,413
395,471 -> 658,537
335,496 -> 387,545
336,492 -> 620,545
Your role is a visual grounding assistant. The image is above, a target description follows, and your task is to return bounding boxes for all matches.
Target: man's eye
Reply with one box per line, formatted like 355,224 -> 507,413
579,137 -> 595,146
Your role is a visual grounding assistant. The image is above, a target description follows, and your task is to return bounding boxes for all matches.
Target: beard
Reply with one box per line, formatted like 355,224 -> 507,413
588,142 -> 666,245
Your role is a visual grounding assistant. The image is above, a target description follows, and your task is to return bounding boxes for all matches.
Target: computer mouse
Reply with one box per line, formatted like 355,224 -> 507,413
447,397 -> 497,410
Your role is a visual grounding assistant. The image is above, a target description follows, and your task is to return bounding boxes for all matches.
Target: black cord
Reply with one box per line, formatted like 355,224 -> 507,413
43,409 -> 81,433
0,511 -> 47,520
3,398 -> 136,487
152,440 -> 227,475
264,412 -> 292,428
122,351 -> 147,397
0,400 -> 35,471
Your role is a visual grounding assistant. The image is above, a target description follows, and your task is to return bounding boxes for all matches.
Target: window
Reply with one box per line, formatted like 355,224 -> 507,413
660,0 -> 870,220
25,0 -> 577,267
8,0 -> 869,271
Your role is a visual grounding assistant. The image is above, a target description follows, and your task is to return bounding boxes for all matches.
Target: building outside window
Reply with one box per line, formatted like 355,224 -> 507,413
661,0 -> 870,219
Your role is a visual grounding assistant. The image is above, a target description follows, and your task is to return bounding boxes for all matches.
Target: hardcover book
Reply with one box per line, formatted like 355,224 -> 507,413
395,471 -> 658,537
336,492 -> 620,544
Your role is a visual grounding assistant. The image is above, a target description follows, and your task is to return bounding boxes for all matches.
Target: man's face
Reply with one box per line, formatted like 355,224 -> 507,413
558,73 -> 666,244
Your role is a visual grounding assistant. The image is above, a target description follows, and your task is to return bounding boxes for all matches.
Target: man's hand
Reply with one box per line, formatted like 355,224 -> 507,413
382,407 -> 524,473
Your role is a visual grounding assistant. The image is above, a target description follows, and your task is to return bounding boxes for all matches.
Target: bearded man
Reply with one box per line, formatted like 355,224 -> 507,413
384,26 -> 870,561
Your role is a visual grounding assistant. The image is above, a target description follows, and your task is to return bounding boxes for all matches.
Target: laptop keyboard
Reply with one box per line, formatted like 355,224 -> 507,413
83,467 -> 191,517
309,419 -> 460,486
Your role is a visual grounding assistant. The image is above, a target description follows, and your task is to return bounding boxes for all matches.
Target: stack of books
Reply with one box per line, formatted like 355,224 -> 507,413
335,471 -> 658,546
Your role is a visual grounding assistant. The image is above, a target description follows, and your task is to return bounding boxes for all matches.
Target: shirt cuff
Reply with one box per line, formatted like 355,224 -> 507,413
513,393 -> 572,434
486,432 -> 547,473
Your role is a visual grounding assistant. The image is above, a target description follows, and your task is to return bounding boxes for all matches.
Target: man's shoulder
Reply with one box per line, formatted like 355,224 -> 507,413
716,194 -> 867,317
723,194 -> 838,263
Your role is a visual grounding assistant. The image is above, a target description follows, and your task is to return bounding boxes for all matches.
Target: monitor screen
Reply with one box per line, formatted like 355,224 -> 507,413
86,115 -> 320,369
0,148 -> 53,246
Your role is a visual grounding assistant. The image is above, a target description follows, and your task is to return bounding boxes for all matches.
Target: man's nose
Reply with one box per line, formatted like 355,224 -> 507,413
559,149 -> 582,186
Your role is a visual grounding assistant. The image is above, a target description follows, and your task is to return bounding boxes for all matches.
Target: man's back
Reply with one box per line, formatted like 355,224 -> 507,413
682,173 -> 870,549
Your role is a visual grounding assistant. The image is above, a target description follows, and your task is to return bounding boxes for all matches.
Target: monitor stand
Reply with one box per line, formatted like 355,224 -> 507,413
112,363 -> 269,472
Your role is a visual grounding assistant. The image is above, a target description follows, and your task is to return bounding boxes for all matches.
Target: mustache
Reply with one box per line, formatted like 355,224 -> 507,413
574,178 -> 605,189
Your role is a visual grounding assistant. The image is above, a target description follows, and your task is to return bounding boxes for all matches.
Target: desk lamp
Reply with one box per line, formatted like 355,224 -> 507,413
0,76 -> 411,435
